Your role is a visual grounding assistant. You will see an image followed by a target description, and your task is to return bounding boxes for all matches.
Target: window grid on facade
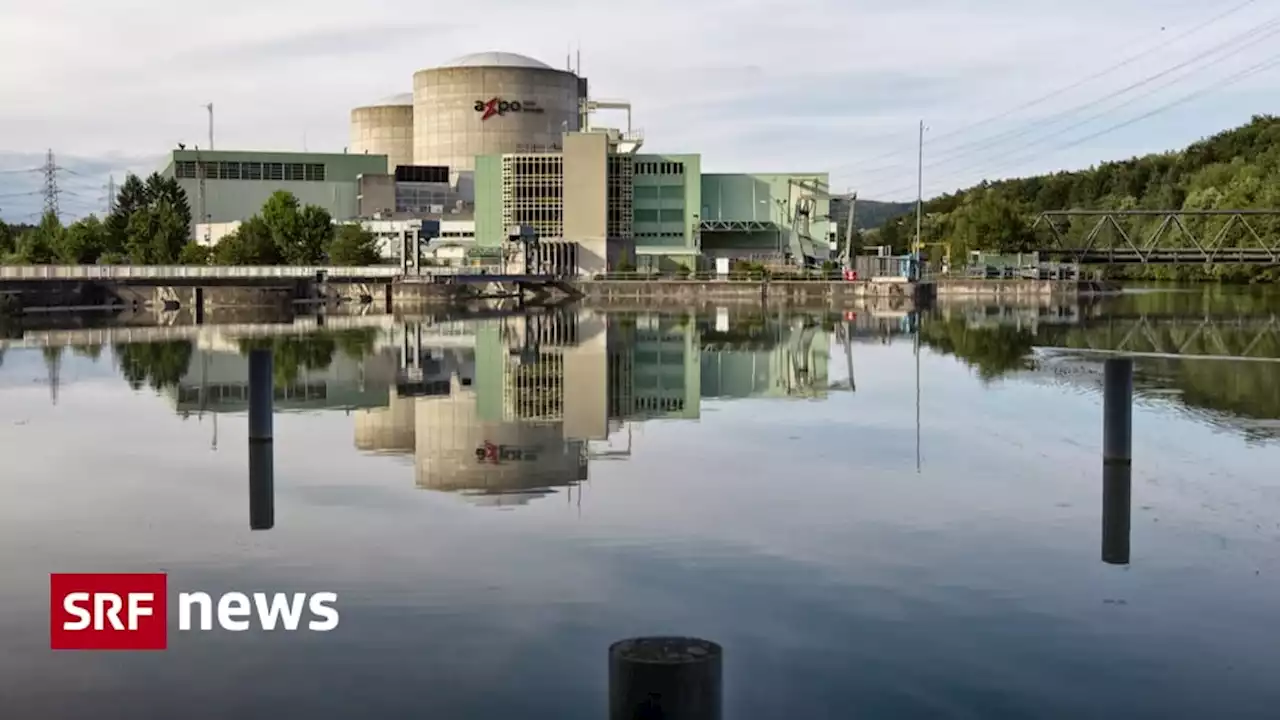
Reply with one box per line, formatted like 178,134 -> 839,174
174,160 -> 326,182
502,154 -> 564,239
607,155 -> 634,240
503,353 -> 565,421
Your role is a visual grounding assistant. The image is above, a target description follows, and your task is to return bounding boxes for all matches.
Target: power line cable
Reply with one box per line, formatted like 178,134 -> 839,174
872,52 -> 1280,200
838,0 -> 1261,173
856,12 -> 1280,179
914,24 -> 1280,190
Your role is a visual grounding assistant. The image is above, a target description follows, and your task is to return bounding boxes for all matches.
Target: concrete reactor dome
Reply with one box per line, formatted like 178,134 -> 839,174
412,51 -> 584,177
350,92 -> 415,172
439,51 -> 554,69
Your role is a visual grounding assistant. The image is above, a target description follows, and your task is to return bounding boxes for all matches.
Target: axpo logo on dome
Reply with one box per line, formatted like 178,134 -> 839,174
474,97 -> 546,121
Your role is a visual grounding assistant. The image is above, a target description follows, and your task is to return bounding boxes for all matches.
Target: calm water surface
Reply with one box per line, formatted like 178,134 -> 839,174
1,290 -> 1279,719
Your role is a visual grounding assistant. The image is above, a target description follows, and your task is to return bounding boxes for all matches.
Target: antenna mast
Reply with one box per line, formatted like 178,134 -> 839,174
841,191 -> 857,268
204,103 -> 214,150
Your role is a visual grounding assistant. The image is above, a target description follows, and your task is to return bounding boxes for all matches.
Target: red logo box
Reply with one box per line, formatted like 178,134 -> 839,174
50,573 -> 168,651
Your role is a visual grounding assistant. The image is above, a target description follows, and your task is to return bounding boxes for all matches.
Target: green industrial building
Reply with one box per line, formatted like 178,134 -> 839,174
160,149 -> 389,225
472,134 -> 832,271
155,137 -> 832,271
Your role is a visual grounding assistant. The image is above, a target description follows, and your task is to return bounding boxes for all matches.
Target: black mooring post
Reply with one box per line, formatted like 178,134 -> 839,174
248,348 -> 275,531
1102,357 -> 1133,565
609,637 -> 722,720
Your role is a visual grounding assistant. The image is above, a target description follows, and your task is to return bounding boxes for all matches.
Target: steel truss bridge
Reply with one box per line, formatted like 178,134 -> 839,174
1032,210 -> 1280,264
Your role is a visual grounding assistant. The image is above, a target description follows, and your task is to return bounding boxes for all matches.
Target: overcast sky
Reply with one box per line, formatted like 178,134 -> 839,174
1,0 -> 1276,222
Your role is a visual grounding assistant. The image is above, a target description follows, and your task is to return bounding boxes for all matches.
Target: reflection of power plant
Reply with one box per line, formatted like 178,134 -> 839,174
352,312 -> 832,506
354,311 -> 608,506
155,311 -> 834,510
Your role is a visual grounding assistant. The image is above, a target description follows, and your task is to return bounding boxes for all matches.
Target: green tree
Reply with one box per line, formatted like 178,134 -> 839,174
11,212 -> 60,263
876,114 -> 1280,283
125,201 -> 188,264
59,215 -> 109,264
0,219 -> 13,257
143,173 -> 191,228
327,224 -> 381,265
215,216 -> 280,265
259,191 -> 332,264
106,174 -> 147,252
178,242 -> 212,265
949,191 -> 1033,256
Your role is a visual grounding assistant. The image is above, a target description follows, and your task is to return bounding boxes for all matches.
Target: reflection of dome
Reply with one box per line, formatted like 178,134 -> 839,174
413,377 -> 585,503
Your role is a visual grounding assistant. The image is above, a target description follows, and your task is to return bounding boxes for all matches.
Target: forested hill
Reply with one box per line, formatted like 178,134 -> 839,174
874,114 -> 1280,276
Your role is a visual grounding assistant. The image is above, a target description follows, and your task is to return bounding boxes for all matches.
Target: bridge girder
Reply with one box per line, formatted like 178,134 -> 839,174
1031,210 -> 1280,265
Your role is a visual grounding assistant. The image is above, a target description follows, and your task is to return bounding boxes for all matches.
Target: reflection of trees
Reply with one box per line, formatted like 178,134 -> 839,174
922,307 -> 1280,437
1137,359 -> 1280,440
920,316 -> 1037,381
237,335 -> 336,387
334,328 -> 379,360
115,341 -> 194,391
71,344 -> 103,361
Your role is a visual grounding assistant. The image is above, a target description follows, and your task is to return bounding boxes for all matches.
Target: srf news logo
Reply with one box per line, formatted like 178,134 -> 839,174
50,573 -> 339,650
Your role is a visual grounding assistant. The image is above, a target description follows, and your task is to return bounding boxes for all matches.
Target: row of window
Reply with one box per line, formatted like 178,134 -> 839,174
634,396 -> 686,413
634,208 -> 685,223
175,382 -> 327,403
634,185 -> 684,201
635,232 -> 687,239
635,161 -> 685,176
395,165 -> 449,183
174,161 -> 327,182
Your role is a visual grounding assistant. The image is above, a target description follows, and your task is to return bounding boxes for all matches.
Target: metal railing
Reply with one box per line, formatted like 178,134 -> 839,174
588,270 -> 872,282
0,265 -> 402,280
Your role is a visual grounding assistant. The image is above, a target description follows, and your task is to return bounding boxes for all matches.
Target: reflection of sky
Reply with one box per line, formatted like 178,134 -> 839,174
1,339 -> 1279,717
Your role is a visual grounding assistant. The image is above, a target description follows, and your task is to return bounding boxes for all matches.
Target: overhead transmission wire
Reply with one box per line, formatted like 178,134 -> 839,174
895,19 -> 1280,193
859,11 -> 1280,180
874,49 -> 1280,201
839,0 -> 1261,174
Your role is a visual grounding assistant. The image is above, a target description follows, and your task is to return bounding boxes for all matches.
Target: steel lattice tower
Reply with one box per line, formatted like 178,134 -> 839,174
41,149 -> 60,218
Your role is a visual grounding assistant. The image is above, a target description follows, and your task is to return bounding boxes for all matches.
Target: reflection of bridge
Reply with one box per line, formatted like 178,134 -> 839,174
1035,314 -> 1280,362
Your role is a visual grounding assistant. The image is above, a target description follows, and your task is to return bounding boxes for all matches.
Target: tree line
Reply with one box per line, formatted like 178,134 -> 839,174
868,114 -> 1280,283
0,178 -> 381,266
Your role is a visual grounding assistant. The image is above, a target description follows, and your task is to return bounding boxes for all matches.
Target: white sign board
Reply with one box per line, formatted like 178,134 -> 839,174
715,257 -> 730,277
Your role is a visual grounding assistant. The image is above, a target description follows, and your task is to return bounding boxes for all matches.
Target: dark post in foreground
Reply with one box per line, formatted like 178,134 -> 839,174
609,637 -> 722,720
1102,358 -> 1133,565
248,348 -> 275,531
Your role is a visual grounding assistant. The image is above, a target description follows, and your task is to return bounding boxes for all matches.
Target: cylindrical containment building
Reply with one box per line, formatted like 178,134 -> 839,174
350,93 -> 415,173
413,51 -> 583,180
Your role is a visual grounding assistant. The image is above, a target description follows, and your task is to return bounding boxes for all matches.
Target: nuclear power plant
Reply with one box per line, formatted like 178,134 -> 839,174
162,49 -> 839,270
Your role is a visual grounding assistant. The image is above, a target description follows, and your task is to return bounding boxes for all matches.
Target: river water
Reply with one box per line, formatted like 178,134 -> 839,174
1,288 -> 1278,719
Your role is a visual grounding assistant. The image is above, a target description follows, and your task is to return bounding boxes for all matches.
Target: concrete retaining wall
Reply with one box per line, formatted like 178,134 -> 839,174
576,280 -> 918,311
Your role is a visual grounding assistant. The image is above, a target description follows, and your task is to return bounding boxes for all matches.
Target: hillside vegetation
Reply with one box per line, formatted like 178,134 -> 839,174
874,115 -> 1280,282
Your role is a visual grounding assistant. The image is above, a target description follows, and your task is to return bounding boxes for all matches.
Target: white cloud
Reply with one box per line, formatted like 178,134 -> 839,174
1,0 -> 1276,219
